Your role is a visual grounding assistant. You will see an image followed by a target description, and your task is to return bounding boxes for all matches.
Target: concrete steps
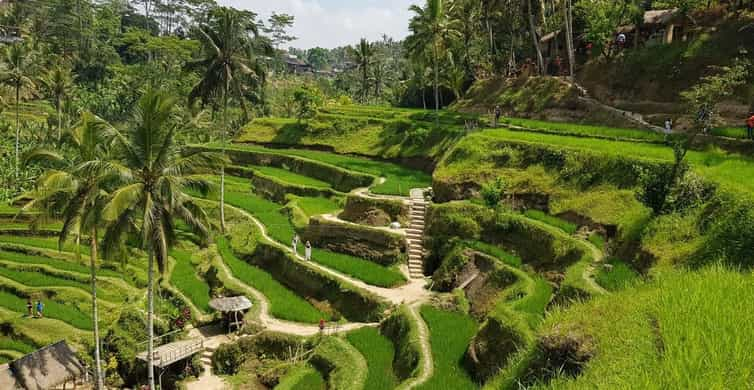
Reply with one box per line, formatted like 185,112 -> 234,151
407,192 -> 429,279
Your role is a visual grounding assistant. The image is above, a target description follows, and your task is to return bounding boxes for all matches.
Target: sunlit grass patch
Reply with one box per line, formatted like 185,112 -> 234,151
523,210 -> 578,234
594,258 -> 640,292
346,327 -> 399,390
417,306 -> 478,390
169,249 -> 211,312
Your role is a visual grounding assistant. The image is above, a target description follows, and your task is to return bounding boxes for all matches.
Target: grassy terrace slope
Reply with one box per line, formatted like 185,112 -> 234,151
236,104 -> 470,161
418,306 -> 479,390
458,129 -> 754,194
492,267 -> 754,389
204,175 -> 406,287
213,143 -> 432,196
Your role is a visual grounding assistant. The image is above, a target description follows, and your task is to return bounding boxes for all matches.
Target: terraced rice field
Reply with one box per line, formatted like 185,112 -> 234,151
417,306 -> 479,390
346,327 -> 399,390
169,249 -> 211,312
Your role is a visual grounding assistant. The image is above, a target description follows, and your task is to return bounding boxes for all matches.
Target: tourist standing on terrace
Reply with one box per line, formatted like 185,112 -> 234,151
35,300 -> 44,318
305,241 -> 312,261
664,119 -> 673,135
26,299 -> 33,317
292,234 -> 300,255
494,105 -> 502,127
746,112 -> 754,140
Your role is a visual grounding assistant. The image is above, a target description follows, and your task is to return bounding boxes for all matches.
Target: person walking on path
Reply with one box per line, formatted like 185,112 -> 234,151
664,119 -> 673,135
35,300 -> 44,318
26,299 -> 33,317
747,112 -> 754,140
292,234 -> 299,255
305,241 -> 312,261
319,319 -> 325,334
493,105 -> 502,128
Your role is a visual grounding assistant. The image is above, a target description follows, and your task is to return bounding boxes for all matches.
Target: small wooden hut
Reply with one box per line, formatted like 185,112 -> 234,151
0,340 -> 86,390
209,296 -> 253,333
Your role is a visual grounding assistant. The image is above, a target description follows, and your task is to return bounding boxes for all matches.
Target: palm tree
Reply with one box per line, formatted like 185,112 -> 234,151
0,43 -> 37,178
188,7 -> 269,233
21,112 -> 117,390
101,89 -> 220,390
406,0 -> 460,125
40,64 -> 73,142
352,38 -> 373,103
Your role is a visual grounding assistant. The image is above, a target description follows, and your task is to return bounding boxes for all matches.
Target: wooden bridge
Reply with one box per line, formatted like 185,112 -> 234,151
137,338 -> 204,369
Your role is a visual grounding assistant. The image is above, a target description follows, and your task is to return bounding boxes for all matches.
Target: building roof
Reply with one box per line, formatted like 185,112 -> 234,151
284,54 -> 309,67
644,8 -> 678,25
209,296 -> 252,312
2,341 -> 84,390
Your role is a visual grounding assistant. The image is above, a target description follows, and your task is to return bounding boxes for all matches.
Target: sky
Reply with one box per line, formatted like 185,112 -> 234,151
217,0 -> 419,49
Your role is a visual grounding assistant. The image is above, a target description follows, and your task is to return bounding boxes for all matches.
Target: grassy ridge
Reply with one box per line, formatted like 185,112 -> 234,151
0,263 -> 118,301
501,117 -> 666,142
0,290 -> 92,330
417,306 -> 479,390
523,210 -> 578,235
216,236 -> 325,324
169,250 -> 211,312
0,248 -> 121,279
222,143 -> 431,196
252,165 -> 333,189
346,327 -> 399,390
275,364 -> 326,390
0,337 -> 36,354
0,235 -> 91,256
309,248 -> 406,288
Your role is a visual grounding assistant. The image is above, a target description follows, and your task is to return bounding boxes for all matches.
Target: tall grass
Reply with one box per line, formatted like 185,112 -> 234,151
169,250 -> 211,312
275,364 -> 326,390
346,327 -> 399,390
0,290 -> 93,330
252,165 -> 333,189
523,210 -> 578,234
594,259 -> 640,292
501,117 -> 666,142
0,263 -> 116,301
222,144 -> 432,196
0,248 -> 121,279
215,236 -> 325,323
293,196 -> 342,217
309,249 -> 406,288
0,337 -> 36,353
463,240 -> 522,267
417,306 -> 479,390
0,235 -> 90,255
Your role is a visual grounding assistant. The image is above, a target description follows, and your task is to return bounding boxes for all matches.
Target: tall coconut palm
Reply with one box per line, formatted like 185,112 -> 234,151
188,7 -> 268,233
0,43 -> 37,178
101,89 -> 220,390
40,64 -> 73,142
21,112 -> 117,390
406,0 -> 460,125
352,38 -> 373,103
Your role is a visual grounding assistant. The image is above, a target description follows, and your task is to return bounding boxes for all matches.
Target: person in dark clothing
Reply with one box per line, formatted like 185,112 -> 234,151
747,112 -> 754,140
494,105 -> 502,127
26,299 -> 33,317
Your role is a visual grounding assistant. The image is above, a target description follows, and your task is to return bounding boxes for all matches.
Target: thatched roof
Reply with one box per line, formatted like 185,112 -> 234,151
643,8 -> 678,25
0,363 -> 21,389
5,341 -> 84,390
209,296 -> 252,312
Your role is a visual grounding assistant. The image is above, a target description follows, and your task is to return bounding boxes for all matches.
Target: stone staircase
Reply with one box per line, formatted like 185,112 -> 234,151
407,190 -> 428,279
199,345 -> 216,376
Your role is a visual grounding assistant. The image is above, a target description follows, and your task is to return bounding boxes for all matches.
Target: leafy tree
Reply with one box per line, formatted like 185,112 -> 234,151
481,177 -> 507,208
22,112 -> 119,390
575,0 -> 641,59
306,47 -> 330,70
293,85 -> 322,124
188,6 -> 270,231
681,58 -> 751,133
101,90 -> 220,390
264,12 -> 296,49
406,0 -> 460,124
0,43 -> 38,179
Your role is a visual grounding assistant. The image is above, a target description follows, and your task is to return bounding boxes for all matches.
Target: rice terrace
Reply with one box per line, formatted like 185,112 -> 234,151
0,0 -> 753,389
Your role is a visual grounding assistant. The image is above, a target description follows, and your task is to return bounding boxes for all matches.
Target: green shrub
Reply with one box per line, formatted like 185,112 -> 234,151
212,342 -> 244,375
380,308 -> 422,381
309,336 -> 368,390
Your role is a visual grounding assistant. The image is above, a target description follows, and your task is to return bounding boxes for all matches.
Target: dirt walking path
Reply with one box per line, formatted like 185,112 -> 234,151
229,204 -> 432,306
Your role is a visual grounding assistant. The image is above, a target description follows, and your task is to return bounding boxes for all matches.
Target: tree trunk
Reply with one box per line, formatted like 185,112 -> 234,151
90,226 -> 104,390
15,86 -> 19,179
57,98 -> 63,143
563,0 -> 576,78
220,89 -> 228,233
527,0 -> 545,75
433,41 -> 440,126
146,248 -> 155,390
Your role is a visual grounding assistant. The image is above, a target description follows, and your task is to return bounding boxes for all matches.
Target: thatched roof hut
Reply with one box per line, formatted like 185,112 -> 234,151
209,296 -> 252,313
1,340 -> 85,390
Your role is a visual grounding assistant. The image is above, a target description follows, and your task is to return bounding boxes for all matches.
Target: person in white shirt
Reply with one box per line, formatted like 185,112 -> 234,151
305,241 -> 312,261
